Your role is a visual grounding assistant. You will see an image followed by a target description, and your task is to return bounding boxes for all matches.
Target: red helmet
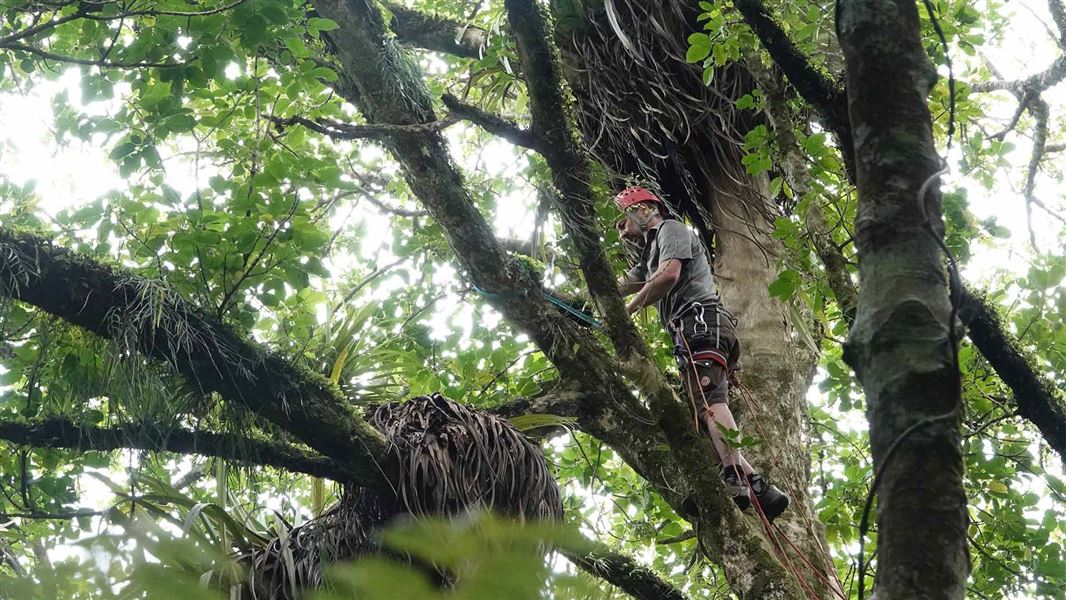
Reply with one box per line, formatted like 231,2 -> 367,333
614,187 -> 664,211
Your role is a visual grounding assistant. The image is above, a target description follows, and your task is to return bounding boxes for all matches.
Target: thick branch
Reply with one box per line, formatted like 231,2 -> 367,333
562,541 -> 689,600
384,2 -> 489,60
969,56 -> 1066,94
731,0 -> 855,177
0,10 -> 88,46
0,417 -> 346,480
732,0 -> 845,122
960,289 -> 1066,457
1051,0 -> 1066,48
271,114 -> 458,140
502,0 -> 644,359
0,228 -> 393,492
441,93 -> 538,149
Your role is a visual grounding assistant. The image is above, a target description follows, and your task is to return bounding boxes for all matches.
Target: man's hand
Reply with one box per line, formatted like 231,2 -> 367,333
625,259 -> 682,316
618,274 -> 645,297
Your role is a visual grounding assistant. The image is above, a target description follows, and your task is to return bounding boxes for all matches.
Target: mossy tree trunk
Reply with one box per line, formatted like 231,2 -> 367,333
837,0 -> 969,597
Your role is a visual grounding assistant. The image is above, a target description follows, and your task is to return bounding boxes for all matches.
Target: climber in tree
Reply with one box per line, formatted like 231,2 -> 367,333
614,186 -> 789,521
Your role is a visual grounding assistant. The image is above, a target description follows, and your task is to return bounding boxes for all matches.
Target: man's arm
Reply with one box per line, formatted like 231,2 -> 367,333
618,272 -> 645,297
625,259 -> 682,315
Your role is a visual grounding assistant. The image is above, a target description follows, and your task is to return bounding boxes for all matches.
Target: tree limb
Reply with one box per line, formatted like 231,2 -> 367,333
562,541 -> 689,600
384,2 -> 489,60
730,0 -> 855,178
0,228 -> 394,492
502,0 -> 644,359
969,56 -> 1066,95
441,93 -> 538,150
271,114 -> 459,140
1050,0 -> 1066,48
0,417 -> 347,480
959,289 -> 1066,458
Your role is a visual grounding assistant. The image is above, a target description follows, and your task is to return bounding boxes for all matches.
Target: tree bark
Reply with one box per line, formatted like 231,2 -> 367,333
709,176 -> 839,597
0,417 -> 345,480
384,2 -> 488,59
0,228 -> 394,492
310,1 -> 803,597
837,1 -> 969,597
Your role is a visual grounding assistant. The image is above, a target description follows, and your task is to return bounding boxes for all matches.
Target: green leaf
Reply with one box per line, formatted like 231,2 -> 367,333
307,17 -> 340,32
686,43 -> 711,63
768,269 -> 802,300
987,480 -> 1009,495
109,142 -> 137,160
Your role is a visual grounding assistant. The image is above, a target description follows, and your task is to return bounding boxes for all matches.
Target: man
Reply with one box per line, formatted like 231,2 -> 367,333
614,186 -> 789,521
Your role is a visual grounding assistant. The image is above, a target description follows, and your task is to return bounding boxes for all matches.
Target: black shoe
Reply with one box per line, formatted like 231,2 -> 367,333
722,467 -> 751,511
748,473 -> 789,521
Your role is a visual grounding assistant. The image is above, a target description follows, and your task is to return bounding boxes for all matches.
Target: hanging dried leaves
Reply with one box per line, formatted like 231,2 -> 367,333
556,0 -> 769,232
371,392 -> 563,522
243,393 -> 562,598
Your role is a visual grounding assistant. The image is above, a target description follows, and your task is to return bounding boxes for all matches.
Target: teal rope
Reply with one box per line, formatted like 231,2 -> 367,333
543,292 -> 603,328
471,283 -> 602,328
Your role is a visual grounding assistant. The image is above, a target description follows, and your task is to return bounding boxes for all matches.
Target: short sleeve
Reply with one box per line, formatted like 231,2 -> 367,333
655,220 -> 694,263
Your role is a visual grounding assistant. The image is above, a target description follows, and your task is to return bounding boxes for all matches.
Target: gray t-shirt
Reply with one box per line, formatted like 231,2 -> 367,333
626,219 -> 718,326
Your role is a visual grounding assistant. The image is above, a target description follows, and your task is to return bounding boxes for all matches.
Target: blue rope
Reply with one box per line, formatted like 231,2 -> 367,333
470,283 -> 522,301
471,283 -> 602,328
543,292 -> 603,328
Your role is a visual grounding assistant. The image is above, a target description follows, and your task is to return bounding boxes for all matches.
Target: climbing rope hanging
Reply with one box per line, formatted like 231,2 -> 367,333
675,324 -> 845,600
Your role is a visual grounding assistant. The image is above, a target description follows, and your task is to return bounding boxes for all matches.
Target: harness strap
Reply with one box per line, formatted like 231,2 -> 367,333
690,350 -> 729,370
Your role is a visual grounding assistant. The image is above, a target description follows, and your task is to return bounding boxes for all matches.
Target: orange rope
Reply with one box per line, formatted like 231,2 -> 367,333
676,320 -> 841,600
735,383 -> 848,599
676,325 -> 817,598
772,522 -> 849,600
751,488 -> 820,600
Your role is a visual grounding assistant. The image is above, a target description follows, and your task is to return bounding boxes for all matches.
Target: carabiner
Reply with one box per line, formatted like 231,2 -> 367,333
692,302 -> 708,334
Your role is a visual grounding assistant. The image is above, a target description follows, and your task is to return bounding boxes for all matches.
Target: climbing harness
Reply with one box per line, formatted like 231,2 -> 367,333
670,300 -> 737,437
671,301 -> 736,375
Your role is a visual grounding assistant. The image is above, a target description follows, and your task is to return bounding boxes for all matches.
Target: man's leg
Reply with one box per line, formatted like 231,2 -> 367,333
704,404 -> 755,476
685,362 -> 789,520
684,363 -> 751,471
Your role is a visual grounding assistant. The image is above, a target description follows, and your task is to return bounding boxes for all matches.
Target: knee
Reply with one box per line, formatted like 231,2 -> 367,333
693,363 -> 729,405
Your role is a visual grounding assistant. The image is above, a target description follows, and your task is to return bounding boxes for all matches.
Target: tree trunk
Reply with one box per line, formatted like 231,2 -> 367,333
555,2 -> 837,595
709,176 -> 838,596
837,1 -> 970,597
